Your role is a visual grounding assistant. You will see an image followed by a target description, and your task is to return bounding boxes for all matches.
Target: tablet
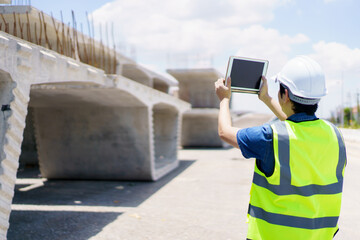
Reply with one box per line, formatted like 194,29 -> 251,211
225,56 -> 268,94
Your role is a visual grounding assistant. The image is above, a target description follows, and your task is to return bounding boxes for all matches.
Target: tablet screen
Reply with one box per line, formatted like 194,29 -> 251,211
225,56 -> 268,93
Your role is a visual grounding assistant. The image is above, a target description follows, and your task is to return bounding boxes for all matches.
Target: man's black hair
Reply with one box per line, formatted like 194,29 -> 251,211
279,83 -> 318,115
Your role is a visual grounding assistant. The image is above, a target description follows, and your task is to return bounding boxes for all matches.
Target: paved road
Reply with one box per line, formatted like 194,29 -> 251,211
334,139 -> 360,239
8,115 -> 360,239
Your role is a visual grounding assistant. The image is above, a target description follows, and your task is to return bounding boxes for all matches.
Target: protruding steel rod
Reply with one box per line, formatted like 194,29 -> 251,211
80,23 -> 89,64
0,14 -> 8,33
41,11 -> 52,50
26,11 -> 32,43
13,12 -> 17,37
18,14 -> 24,39
38,12 -> 43,45
34,22 -> 38,44
51,12 -> 63,54
60,11 -> 66,56
111,22 -> 117,74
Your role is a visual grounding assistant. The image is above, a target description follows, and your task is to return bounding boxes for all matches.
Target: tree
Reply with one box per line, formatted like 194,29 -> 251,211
343,107 -> 353,127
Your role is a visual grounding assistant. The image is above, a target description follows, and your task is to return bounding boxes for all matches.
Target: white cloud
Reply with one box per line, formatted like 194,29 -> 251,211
234,25 -> 308,76
91,0 -> 312,115
310,41 -> 360,88
91,0 -> 291,50
311,41 -> 360,71
93,0 -> 287,27
92,0 -> 307,71
309,41 -> 360,117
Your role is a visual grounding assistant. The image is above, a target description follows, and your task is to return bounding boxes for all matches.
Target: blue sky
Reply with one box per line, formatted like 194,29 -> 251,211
28,0 -> 360,118
269,0 -> 359,49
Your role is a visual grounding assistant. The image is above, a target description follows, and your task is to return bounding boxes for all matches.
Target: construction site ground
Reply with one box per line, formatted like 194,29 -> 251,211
8,114 -> 360,240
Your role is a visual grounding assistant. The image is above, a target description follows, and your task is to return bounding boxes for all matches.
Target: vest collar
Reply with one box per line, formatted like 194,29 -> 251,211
287,112 -> 318,123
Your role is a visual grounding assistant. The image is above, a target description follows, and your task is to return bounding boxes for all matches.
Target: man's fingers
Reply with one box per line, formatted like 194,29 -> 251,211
259,76 -> 267,90
215,78 -> 224,86
215,77 -> 231,100
226,77 -> 231,87
215,78 -> 232,92
261,76 -> 267,83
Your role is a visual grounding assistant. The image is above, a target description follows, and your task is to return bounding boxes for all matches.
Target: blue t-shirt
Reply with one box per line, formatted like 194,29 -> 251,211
236,113 -> 318,177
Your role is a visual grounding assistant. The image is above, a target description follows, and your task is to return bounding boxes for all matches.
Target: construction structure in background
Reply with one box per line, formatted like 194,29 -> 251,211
331,91 -> 360,127
166,53 -> 214,70
0,3 -> 117,74
167,68 -> 228,147
0,3 -> 190,238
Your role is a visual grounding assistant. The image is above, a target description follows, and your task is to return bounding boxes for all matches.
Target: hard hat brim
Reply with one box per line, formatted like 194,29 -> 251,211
272,74 -> 321,105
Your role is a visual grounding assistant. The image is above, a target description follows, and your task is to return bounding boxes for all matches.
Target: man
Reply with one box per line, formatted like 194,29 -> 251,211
214,56 -> 346,240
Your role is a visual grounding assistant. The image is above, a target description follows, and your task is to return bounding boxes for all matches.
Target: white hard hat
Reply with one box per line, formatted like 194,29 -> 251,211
274,56 -> 327,105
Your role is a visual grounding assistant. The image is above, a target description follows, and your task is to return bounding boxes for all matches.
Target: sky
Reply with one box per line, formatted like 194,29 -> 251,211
28,0 -> 360,118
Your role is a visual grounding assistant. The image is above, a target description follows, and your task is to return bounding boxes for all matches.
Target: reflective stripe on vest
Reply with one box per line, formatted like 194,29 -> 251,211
248,204 -> 339,229
252,121 -> 346,197
248,120 -> 346,234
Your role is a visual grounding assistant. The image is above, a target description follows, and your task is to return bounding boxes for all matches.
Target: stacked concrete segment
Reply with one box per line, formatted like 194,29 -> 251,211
168,68 -> 221,108
31,77 -> 186,181
167,68 -> 227,147
0,31 -> 189,237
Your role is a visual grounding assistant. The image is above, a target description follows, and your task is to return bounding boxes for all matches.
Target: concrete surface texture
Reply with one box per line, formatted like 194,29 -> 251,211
7,114 -> 359,239
0,17 -> 190,239
167,68 -> 221,109
168,68 -> 228,147
180,108 -> 223,147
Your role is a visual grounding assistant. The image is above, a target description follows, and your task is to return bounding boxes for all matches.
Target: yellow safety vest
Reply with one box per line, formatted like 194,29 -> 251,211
247,119 -> 346,240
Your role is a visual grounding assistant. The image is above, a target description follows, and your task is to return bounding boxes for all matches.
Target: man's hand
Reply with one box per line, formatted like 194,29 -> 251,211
258,76 -> 271,103
258,75 -> 288,121
215,77 -> 231,101
214,77 -> 240,149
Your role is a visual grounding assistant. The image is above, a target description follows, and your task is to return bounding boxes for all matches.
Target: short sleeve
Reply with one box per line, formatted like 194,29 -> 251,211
236,124 -> 275,176
237,124 -> 272,159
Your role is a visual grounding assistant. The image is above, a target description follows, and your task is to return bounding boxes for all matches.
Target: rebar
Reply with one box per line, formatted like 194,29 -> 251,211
26,11 -> 32,43
41,11 -> 52,50
18,14 -> 24,39
0,14 -> 8,33
0,9 -> 117,73
60,11 -> 66,55
34,22 -> 38,44
72,10 -> 80,61
111,22 -> 117,74
13,12 -> 17,37
80,23 -> 89,64
51,12 -> 63,54
38,12 -> 42,45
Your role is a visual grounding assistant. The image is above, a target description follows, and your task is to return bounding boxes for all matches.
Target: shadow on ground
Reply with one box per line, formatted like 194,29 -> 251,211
8,160 -> 195,240
8,211 -> 120,240
13,160 -> 195,207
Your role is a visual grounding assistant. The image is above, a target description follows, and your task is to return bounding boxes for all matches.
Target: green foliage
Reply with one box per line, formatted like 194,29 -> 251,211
342,107 -> 360,129
343,107 -> 352,126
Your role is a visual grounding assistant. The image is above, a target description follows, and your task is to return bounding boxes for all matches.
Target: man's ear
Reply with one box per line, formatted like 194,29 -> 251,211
284,89 -> 291,103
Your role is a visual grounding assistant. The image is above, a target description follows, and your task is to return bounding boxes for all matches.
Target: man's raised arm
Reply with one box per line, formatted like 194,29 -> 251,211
214,77 -> 240,148
258,76 -> 287,121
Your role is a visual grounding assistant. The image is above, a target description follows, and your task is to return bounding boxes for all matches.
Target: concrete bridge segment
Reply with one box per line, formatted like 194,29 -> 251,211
0,31 -> 189,238
167,68 -> 221,109
167,68 -> 227,147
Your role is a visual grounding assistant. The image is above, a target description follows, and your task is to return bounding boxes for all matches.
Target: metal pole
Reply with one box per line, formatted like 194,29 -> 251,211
357,90 -> 360,125
341,72 -> 344,126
